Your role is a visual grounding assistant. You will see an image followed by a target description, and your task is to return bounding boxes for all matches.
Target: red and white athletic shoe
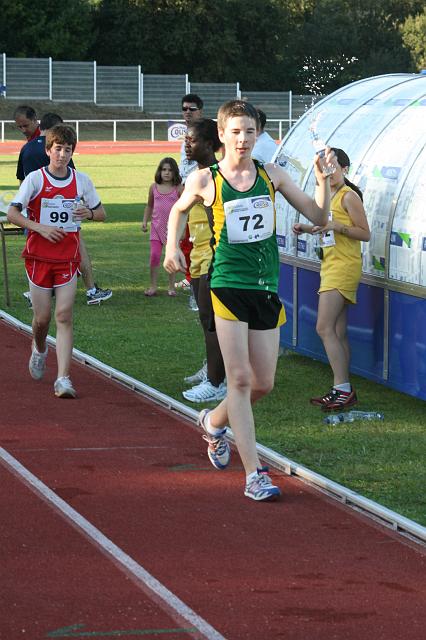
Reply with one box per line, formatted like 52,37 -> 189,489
322,388 -> 358,412
175,278 -> 190,290
310,388 -> 337,407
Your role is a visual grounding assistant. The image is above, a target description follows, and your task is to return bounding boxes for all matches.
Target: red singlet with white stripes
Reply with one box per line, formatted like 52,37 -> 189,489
23,167 -> 80,263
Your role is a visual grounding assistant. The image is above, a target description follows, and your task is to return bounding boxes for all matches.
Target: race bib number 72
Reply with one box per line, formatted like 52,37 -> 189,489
224,195 -> 274,244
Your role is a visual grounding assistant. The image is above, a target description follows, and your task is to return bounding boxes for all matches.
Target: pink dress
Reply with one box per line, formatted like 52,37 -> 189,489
150,185 -> 180,245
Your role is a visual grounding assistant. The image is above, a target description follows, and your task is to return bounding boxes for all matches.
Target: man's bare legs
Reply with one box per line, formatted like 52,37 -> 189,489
206,317 -> 280,475
80,235 -> 112,305
29,277 -> 77,381
54,277 -> 77,378
30,284 -> 52,354
79,235 -> 95,289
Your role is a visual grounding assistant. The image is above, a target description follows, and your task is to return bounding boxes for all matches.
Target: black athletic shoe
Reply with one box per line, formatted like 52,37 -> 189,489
87,285 -> 112,305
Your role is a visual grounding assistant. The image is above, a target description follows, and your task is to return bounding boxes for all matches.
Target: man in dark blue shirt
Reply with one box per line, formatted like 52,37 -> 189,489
18,113 -> 75,180
15,105 -> 41,183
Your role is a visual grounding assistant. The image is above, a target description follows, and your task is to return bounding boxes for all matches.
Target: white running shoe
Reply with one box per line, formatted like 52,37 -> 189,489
188,293 -> 199,311
182,379 -> 227,403
54,376 -> 76,398
184,362 -> 207,385
244,467 -> 281,501
29,343 -> 48,380
198,408 -> 230,470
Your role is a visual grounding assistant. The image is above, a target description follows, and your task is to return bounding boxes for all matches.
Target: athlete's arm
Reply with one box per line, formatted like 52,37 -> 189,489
142,184 -> 154,232
7,172 -> 68,243
7,203 -> 68,243
311,191 -> 370,241
88,204 -> 106,222
75,173 -> 106,222
266,151 -> 333,227
293,222 -> 314,235
340,190 -> 370,241
164,169 -> 210,273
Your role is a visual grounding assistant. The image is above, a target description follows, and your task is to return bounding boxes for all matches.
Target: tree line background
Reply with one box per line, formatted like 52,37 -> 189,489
1,0 -> 425,93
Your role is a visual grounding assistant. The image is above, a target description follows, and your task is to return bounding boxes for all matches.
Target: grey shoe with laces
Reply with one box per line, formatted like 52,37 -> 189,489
86,284 -> 112,305
244,467 -> 281,501
198,408 -> 230,470
184,362 -> 207,385
29,343 -> 48,380
54,376 -> 76,398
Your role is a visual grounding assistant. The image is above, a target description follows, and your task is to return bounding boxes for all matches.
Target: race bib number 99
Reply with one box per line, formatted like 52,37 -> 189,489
39,198 -> 80,232
224,195 -> 274,244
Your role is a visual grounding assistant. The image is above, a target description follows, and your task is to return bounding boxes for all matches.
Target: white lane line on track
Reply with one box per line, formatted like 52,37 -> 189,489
0,447 -> 227,640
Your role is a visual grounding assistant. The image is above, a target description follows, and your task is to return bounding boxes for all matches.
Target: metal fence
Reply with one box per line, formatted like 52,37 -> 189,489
1,54 -> 315,121
0,118 -> 294,143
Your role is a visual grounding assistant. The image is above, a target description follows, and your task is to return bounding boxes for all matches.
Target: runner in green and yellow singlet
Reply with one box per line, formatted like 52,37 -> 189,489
165,100 -> 335,502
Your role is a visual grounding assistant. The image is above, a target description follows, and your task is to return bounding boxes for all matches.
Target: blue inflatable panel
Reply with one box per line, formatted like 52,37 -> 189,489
278,262 -> 294,346
278,264 -> 425,400
294,268 -> 325,360
280,265 -> 384,380
388,291 -> 426,400
347,283 -> 384,382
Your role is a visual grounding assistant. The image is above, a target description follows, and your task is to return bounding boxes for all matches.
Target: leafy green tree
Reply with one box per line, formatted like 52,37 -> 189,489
92,0 -> 303,89
0,0 -> 94,59
91,0 -> 195,69
295,0 -> 424,91
2,0 -> 425,91
400,10 -> 426,70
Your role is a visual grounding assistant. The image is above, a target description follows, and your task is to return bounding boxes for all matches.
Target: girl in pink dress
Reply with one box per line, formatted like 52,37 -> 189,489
142,157 -> 183,296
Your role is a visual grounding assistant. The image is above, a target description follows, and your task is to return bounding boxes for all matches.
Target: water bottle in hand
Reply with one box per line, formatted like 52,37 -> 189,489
324,411 -> 384,425
72,195 -> 83,225
311,132 -> 336,176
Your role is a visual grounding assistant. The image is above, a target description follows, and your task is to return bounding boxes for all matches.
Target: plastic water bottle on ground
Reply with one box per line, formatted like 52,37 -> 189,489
323,411 -> 384,425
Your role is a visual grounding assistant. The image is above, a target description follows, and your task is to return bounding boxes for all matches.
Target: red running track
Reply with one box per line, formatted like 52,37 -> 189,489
0,318 -> 425,639
0,140 -> 180,155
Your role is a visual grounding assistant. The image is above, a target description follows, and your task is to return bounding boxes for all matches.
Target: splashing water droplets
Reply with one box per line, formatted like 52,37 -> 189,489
298,55 -> 358,175
300,55 -> 358,102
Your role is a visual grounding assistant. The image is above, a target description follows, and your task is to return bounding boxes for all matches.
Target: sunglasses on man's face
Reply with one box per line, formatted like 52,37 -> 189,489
182,106 -> 199,112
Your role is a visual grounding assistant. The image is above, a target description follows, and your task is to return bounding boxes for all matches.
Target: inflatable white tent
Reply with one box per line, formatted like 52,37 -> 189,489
273,73 -> 426,400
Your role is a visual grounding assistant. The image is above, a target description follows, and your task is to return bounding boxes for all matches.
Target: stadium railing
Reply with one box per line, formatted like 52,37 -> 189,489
0,118 -> 294,144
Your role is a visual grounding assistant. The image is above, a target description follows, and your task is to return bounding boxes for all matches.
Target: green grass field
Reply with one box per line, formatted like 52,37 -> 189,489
1,150 -> 425,527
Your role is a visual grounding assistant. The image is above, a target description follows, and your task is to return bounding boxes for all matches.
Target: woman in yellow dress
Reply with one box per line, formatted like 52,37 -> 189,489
293,148 -> 370,411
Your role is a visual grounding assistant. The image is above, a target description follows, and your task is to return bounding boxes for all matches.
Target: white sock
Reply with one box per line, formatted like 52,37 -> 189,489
246,469 -> 259,484
204,412 -> 225,436
334,383 -> 351,393
87,287 -> 96,295
33,343 -> 47,355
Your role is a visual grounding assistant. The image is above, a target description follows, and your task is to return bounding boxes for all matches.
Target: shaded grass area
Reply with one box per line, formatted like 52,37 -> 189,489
0,99 -> 154,141
1,152 -> 425,527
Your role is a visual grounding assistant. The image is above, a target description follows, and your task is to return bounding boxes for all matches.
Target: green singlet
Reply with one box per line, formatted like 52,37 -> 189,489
208,160 -> 279,292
